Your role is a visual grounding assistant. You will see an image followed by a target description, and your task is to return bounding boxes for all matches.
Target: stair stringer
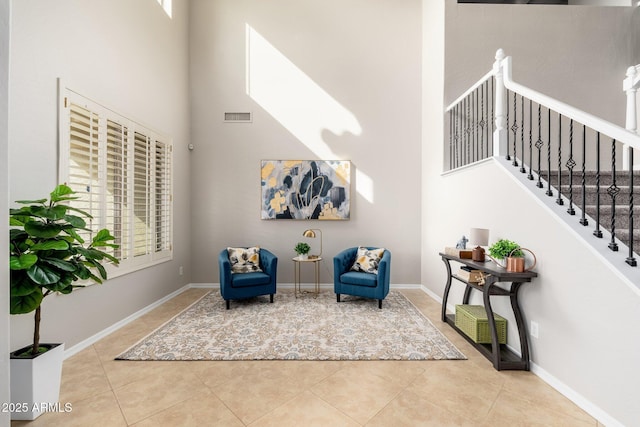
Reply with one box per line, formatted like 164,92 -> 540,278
495,155 -> 640,297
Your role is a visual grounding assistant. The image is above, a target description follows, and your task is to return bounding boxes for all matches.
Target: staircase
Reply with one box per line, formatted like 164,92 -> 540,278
445,49 -> 640,270
548,170 -> 640,252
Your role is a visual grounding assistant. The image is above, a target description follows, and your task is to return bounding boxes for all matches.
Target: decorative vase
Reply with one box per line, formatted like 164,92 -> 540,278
299,253 -> 308,260
10,343 -> 65,420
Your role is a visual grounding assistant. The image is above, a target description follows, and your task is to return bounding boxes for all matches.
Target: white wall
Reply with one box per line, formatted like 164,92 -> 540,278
445,2 -> 635,125
421,2 -> 640,425
189,0 -> 423,285
8,0 -> 192,350
1,0 -> 10,424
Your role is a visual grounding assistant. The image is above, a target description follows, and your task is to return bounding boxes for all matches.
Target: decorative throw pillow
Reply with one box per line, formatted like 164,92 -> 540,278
350,247 -> 385,274
227,247 -> 263,273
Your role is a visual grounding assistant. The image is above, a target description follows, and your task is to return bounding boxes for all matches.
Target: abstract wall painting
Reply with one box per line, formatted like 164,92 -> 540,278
261,160 -> 350,220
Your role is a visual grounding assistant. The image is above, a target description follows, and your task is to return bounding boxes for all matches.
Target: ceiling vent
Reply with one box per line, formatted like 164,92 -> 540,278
224,112 -> 252,123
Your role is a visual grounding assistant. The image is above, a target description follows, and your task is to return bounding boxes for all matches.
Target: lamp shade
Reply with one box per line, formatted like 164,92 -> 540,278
302,229 -> 322,257
469,228 -> 489,247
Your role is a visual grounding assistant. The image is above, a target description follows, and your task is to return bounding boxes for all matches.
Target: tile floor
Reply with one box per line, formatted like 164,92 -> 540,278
11,288 -> 601,426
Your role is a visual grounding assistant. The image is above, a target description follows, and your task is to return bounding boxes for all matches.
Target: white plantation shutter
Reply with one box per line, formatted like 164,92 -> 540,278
59,85 -> 173,277
154,141 -> 172,254
106,119 -> 129,260
133,131 -> 152,258
67,103 -> 101,244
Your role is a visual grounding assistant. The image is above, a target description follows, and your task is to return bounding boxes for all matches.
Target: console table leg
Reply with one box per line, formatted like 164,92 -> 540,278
483,287 -> 501,370
441,258 -> 453,321
510,282 -> 530,370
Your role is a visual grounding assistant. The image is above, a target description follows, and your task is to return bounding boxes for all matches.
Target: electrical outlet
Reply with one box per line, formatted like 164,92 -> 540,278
530,321 -> 539,338
179,266 -> 184,276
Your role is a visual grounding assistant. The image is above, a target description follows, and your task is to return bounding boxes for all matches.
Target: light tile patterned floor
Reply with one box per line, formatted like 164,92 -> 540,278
11,289 -> 601,426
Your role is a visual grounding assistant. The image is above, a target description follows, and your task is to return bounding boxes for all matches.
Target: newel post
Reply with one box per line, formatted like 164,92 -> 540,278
493,49 -> 508,157
623,65 -> 639,170
624,66 -> 638,134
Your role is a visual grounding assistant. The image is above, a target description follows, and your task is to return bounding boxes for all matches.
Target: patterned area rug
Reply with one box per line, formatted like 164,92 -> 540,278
115,291 -> 465,361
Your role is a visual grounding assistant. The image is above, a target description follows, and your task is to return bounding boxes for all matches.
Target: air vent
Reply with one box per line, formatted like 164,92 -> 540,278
224,112 -> 252,123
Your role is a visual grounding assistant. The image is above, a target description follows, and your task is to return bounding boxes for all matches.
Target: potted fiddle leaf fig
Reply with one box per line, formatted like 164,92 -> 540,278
9,184 -> 119,420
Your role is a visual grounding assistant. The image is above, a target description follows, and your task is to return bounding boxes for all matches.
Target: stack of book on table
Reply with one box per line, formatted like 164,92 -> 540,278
457,266 -> 483,283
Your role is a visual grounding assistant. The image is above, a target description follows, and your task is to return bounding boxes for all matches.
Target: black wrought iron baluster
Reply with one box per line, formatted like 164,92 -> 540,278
459,102 -> 463,167
520,96 -> 525,173
579,124 -> 588,226
546,109 -> 553,197
556,114 -> 564,206
626,147 -> 637,266
480,82 -> 486,159
474,87 -> 478,162
469,93 -> 472,163
453,103 -> 460,167
462,98 -> 466,166
566,119 -> 575,215
608,138 -> 619,252
594,133 -> 603,238
511,93 -> 519,167
490,77 -> 494,157
528,99 -> 533,180
535,104 -> 544,188
449,110 -> 452,170
466,96 -> 471,165
506,90 -> 511,161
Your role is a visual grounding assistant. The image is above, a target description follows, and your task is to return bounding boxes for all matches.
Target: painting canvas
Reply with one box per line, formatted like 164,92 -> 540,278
261,160 -> 350,220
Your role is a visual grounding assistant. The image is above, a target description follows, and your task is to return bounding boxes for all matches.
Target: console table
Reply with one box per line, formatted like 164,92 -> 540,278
439,252 -> 537,371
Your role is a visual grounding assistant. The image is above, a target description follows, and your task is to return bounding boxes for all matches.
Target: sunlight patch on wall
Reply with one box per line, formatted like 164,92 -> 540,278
245,24 -> 362,158
245,24 -> 372,202
156,0 -> 172,18
355,169 -> 374,204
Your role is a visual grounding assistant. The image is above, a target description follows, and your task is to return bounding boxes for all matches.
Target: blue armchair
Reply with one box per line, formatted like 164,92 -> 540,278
219,248 -> 278,309
333,246 -> 391,309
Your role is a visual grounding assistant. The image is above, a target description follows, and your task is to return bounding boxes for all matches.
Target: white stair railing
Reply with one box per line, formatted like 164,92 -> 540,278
446,49 -> 640,267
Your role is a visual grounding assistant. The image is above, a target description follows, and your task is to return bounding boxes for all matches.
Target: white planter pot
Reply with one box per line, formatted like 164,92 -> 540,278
10,343 -> 65,420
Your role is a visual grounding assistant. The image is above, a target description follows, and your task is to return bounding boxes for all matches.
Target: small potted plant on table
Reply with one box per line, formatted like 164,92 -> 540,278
294,242 -> 311,260
487,239 -> 522,268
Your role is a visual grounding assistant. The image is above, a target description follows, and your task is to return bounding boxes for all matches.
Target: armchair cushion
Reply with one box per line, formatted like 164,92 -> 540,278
340,271 -> 378,287
231,271 -> 272,288
350,246 -> 385,274
227,246 -> 263,273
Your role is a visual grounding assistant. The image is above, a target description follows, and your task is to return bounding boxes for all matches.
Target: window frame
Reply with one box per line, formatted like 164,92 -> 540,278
58,81 -> 173,279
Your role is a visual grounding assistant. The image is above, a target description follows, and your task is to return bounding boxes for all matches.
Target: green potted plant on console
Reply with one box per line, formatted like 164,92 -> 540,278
487,238 -> 522,268
9,184 -> 118,420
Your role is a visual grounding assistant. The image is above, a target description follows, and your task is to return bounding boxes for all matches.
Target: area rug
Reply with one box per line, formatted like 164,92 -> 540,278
115,291 -> 466,361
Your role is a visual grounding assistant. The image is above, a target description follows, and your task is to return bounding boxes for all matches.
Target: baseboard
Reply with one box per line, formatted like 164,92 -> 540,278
530,361 -> 624,427
64,284 -> 194,358
418,286 -> 622,427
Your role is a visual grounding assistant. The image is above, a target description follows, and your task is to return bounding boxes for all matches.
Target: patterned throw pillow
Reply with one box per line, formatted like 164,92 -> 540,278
350,247 -> 385,274
227,247 -> 263,274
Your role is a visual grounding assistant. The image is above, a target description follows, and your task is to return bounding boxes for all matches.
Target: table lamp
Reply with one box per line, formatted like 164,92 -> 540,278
302,229 -> 322,258
470,228 -> 489,262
